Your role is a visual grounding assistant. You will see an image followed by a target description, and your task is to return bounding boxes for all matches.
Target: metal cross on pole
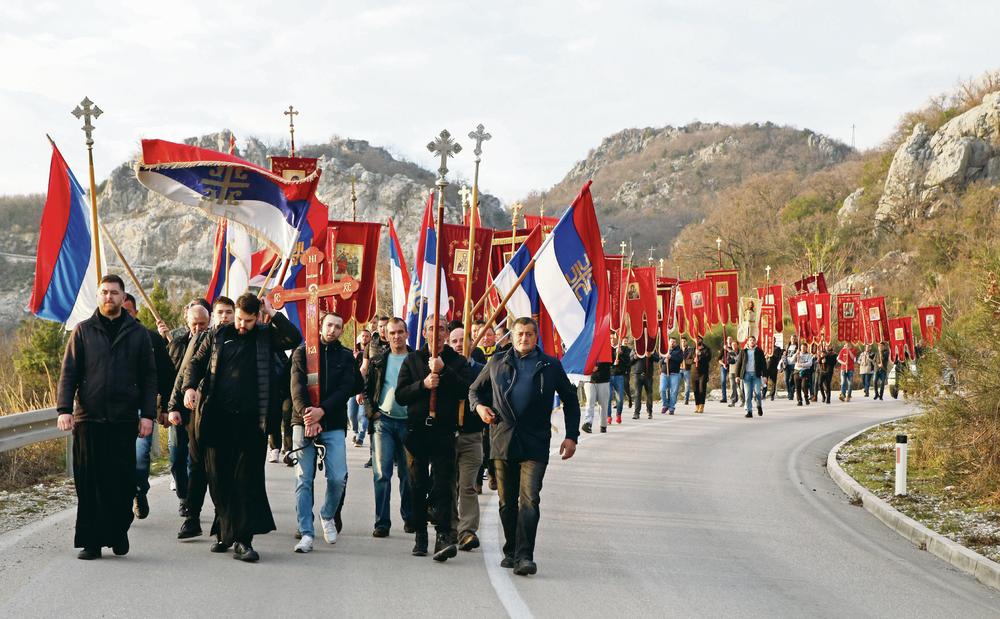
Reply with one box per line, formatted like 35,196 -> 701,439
284,105 -> 299,156
648,246 -> 655,265
425,129 -> 462,419
72,97 -> 104,283
350,175 -> 358,222
461,123 -> 491,363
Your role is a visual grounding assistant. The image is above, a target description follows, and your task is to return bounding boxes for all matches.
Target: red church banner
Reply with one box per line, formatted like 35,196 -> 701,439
793,272 -> 828,294
755,284 -> 784,327
811,293 -> 832,343
888,316 -> 916,362
625,266 -> 658,341
605,255 -> 624,332
679,278 -> 712,338
706,268 -> 739,325
323,220 -> 382,324
917,306 -> 943,346
440,222 -> 495,322
789,294 -> 812,342
836,293 -> 864,343
759,305 -> 777,356
861,296 -> 890,343
657,277 -> 678,354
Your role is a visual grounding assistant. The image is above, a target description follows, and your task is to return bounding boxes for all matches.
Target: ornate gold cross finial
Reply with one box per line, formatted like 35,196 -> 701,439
427,129 -> 462,185
619,240 -> 627,254
284,105 -> 299,156
659,257 -> 665,276
459,184 -> 471,211
511,201 -> 524,228
468,124 -> 492,162
72,97 -> 102,147
350,175 -> 358,222
765,264 -> 771,281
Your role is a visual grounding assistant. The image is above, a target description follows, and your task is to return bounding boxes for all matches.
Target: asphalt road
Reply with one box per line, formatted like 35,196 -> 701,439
0,395 -> 998,618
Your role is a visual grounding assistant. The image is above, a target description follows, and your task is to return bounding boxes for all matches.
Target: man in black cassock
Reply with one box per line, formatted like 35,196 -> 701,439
56,274 -> 157,560
182,293 -> 301,562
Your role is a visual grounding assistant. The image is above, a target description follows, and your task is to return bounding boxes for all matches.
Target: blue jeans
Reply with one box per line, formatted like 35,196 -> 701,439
135,433 -> 153,498
348,398 -> 368,443
663,373 -> 680,411
372,416 -> 412,531
862,373 -> 873,394
169,424 -> 191,501
293,426 -> 348,538
743,373 -> 762,414
720,366 -> 729,401
840,371 -> 854,397
679,369 -> 691,403
659,374 -> 668,408
608,375 -> 625,415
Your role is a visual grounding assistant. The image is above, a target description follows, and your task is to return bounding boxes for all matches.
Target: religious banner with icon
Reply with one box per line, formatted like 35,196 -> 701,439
755,284 -> 784,327
836,293 -> 864,343
269,156 -> 319,181
917,305 -> 943,346
705,268 -> 739,325
656,277 -> 678,354
861,296 -> 890,343
440,222 -> 495,322
887,316 -> 915,362
810,293 -> 832,343
489,226 -> 534,287
323,220 -> 382,324
674,280 -> 688,337
759,305 -> 777,356
793,272 -> 828,294
625,266 -> 658,342
679,278 -> 712,338
736,296 -> 760,344
788,293 -> 812,342
605,255 -> 624,332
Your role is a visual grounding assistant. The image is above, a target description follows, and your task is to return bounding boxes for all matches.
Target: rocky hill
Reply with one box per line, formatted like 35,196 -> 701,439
519,122 -> 853,254
0,131 -> 506,330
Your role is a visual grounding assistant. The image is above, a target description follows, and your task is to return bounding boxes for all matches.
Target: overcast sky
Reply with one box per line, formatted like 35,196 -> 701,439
3,0 -> 999,202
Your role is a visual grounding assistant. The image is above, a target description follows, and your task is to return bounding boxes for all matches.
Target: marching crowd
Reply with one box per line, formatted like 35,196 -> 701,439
54,274 -> 912,573
55,274 -> 578,576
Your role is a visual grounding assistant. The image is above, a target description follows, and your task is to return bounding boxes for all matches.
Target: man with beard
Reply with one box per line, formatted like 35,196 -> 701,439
56,275 -> 157,560
182,293 -> 301,562
395,315 -> 471,561
289,312 -> 363,553
168,296 -> 234,540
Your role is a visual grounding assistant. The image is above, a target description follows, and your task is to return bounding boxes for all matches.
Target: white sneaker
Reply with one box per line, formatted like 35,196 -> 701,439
268,448 -> 280,463
321,518 -> 338,544
294,534 -> 314,553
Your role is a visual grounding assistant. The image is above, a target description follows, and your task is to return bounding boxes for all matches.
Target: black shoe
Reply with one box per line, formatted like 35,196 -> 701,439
647,412 -> 652,419
404,523 -> 416,534
364,458 -> 372,469
459,532 -> 480,551
210,541 -> 232,553
489,477 -> 498,491
600,426 -> 607,433
112,534 -> 129,556
178,518 -> 202,539
513,560 -> 538,576
500,555 -> 516,569
412,530 -> 428,557
77,547 -> 101,560
757,405 -> 763,417
720,398 -> 727,404
178,502 -> 189,518
632,413 -> 639,420
233,542 -> 259,562
745,412 -> 753,418
373,527 -> 389,538
581,422 -> 592,434
133,494 -> 149,520
432,534 -> 458,562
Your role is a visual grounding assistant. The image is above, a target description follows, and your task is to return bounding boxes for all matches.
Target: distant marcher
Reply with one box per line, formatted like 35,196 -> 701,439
632,349 -> 659,420
793,345 -> 815,406
689,336 -> 712,414
609,333 -> 632,421
680,338 -> 693,405
858,344 -> 875,397
659,337 -> 683,415
837,343 -> 857,402
818,345 -> 837,404
782,335 -> 799,401
764,343 -> 782,401
873,341 -> 890,400
734,336 -> 766,418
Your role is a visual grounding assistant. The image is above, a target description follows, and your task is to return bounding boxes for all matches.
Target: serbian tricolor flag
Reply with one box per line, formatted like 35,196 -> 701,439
136,139 -> 320,256
493,226 -> 542,320
755,284 -> 783,327
324,220 -> 382,324
706,269 -> 739,325
29,141 -> 105,329
836,293 -> 864,343
917,306 -> 943,346
388,218 -> 410,320
888,316 -> 916,362
534,181 -> 611,376
205,219 -> 252,302
788,294 -> 812,341
524,214 -> 559,235
679,278 -> 712,338
862,296 -> 890,343
247,248 -> 280,290
793,272 -> 828,294
605,255 -> 624,332
811,293 -> 832,342
406,192 -> 449,349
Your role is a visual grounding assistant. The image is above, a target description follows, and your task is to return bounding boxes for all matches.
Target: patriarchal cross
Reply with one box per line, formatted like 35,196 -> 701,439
268,246 -> 358,406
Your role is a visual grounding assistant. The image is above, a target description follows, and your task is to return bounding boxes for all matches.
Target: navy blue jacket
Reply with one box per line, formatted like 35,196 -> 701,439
469,347 -> 580,463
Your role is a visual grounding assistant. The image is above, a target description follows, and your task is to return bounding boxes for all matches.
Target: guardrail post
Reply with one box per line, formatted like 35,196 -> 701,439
894,434 -> 908,496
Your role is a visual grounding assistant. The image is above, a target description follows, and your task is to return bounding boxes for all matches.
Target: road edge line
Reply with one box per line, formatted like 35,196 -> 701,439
826,415 -> 1000,592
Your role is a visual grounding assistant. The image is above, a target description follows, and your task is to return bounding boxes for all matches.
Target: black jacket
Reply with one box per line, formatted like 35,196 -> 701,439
766,345 -> 783,377
459,358 -> 486,434
182,313 -> 301,436
632,352 -> 660,378
167,330 -> 210,421
611,345 -> 632,376
146,328 -> 175,415
56,310 -> 157,423
290,340 -> 363,432
469,347 -> 580,463
734,346 -> 768,379
659,347 -> 684,374
689,345 -> 712,379
395,345 -> 472,441
362,345 -> 412,420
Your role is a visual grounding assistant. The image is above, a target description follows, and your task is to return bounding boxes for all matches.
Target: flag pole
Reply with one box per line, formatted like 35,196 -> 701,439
461,124 -> 491,363
426,130 -> 462,420
470,257 -> 539,351
71,98 -> 104,284
99,223 -> 167,330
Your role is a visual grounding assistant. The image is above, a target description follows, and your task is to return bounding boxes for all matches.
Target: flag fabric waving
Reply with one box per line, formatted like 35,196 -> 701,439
493,226 -> 542,320
439,222 -> 495,322
755,284 -> 783,326
534,181 -> 611,376
679,278 -> 712,338
788,293 -> 812,341
706,269 -> 739,325
793,272 -> 828,294
387,218 -> 410,320
916,306 -> 943,346
29,142 -> 105,329
836,293 -> 864,343
205,219 -> 252,302
406,192 -> 449,349
861,296 -> 890,343
324,220 -> 382,324
888,316 -> 916,362
625,266 -> 658,342
605,255 -> 624,332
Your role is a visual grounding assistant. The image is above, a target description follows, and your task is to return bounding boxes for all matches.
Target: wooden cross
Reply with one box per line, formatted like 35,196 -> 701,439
284,105 -> 299,156
268,246 -> 357,406
426,129 -> 462,181
72,97 -> 103,147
